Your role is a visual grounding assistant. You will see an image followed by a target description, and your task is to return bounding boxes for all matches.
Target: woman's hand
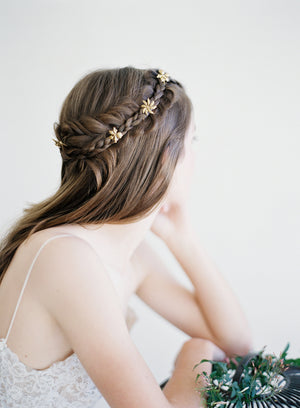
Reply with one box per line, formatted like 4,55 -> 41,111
150,162 -> 195,246
150,199 -> 193,246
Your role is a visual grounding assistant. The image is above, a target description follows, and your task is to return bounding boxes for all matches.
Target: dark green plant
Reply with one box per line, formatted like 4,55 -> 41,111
192,343 -> 299,408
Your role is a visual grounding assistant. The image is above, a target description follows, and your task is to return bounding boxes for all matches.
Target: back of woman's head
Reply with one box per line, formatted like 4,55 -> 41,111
53,66 -> 192,223
0,66 -> 192,282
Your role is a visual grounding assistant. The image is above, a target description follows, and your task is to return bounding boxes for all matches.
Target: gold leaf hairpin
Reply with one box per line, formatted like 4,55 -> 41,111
156,69 -> 170,84
141,98 -> 157,115
107,127 -> 123,143
52,138 -> 67,148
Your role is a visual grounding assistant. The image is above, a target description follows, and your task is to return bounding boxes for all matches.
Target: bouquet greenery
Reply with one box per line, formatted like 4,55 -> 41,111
193,343 -> 299,408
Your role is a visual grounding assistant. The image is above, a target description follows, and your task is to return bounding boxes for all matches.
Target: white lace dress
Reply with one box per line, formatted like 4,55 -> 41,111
0,234 -> 138,408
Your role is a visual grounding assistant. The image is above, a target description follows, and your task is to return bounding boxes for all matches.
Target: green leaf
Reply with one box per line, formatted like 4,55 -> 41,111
236,400 -> 243,408
280,342 -> 290,360
193,358 -> 213,370
251,386 -> 257,398
285,358 -> 300,367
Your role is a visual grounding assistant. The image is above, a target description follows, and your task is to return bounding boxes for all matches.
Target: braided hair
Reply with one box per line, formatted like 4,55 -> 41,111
53,68 -> 182,161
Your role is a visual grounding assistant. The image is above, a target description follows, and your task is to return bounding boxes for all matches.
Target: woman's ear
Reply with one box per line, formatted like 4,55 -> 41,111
159,202 -> 170,214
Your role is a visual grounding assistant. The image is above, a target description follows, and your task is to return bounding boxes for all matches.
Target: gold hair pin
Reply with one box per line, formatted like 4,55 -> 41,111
52,138 -> 67,148
156,69 -> 170,84
108,127 -> 123,143
141,98 -> 157,115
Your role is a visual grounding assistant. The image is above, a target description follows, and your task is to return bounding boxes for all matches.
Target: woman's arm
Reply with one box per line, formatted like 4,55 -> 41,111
148,195 -> 253,358
165,229 -> 253,357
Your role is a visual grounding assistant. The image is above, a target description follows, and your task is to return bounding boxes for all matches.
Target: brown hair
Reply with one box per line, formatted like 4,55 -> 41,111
0,66 -> 192,283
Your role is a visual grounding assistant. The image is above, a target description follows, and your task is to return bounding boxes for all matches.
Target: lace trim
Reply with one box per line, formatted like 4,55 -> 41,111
0,338 -> 78,372
0,339 -> 101,408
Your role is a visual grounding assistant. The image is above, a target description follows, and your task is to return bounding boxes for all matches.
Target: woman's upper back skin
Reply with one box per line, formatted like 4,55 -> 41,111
0,225 -> 174,408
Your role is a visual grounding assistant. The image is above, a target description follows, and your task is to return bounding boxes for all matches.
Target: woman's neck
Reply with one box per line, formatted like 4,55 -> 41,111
71,207 -> 160,271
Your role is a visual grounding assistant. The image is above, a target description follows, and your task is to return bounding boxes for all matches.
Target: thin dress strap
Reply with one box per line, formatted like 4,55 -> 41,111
4,233 -> 76,343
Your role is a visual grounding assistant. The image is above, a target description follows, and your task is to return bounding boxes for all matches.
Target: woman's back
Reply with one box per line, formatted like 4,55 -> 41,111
0,230 -> 139,407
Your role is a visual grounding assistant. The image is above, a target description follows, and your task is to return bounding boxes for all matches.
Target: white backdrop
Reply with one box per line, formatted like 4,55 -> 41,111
1,1 -> 299,406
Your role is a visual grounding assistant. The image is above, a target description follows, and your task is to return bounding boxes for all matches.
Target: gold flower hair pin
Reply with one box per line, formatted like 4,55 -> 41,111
108,127 -> 123,143
156,69 -> 170,84
52,138 -> 67,148
141,98 -> 157,115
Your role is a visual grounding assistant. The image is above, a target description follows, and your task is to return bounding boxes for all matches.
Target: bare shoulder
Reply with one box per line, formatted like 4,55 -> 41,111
28,233 -> 105,307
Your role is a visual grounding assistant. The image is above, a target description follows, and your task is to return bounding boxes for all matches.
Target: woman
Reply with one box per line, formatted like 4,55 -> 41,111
0,66 -> 252,408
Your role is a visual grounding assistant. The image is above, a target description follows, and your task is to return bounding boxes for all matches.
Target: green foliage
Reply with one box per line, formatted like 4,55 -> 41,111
285,358 -> 300,366
193,343 -> 299,407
